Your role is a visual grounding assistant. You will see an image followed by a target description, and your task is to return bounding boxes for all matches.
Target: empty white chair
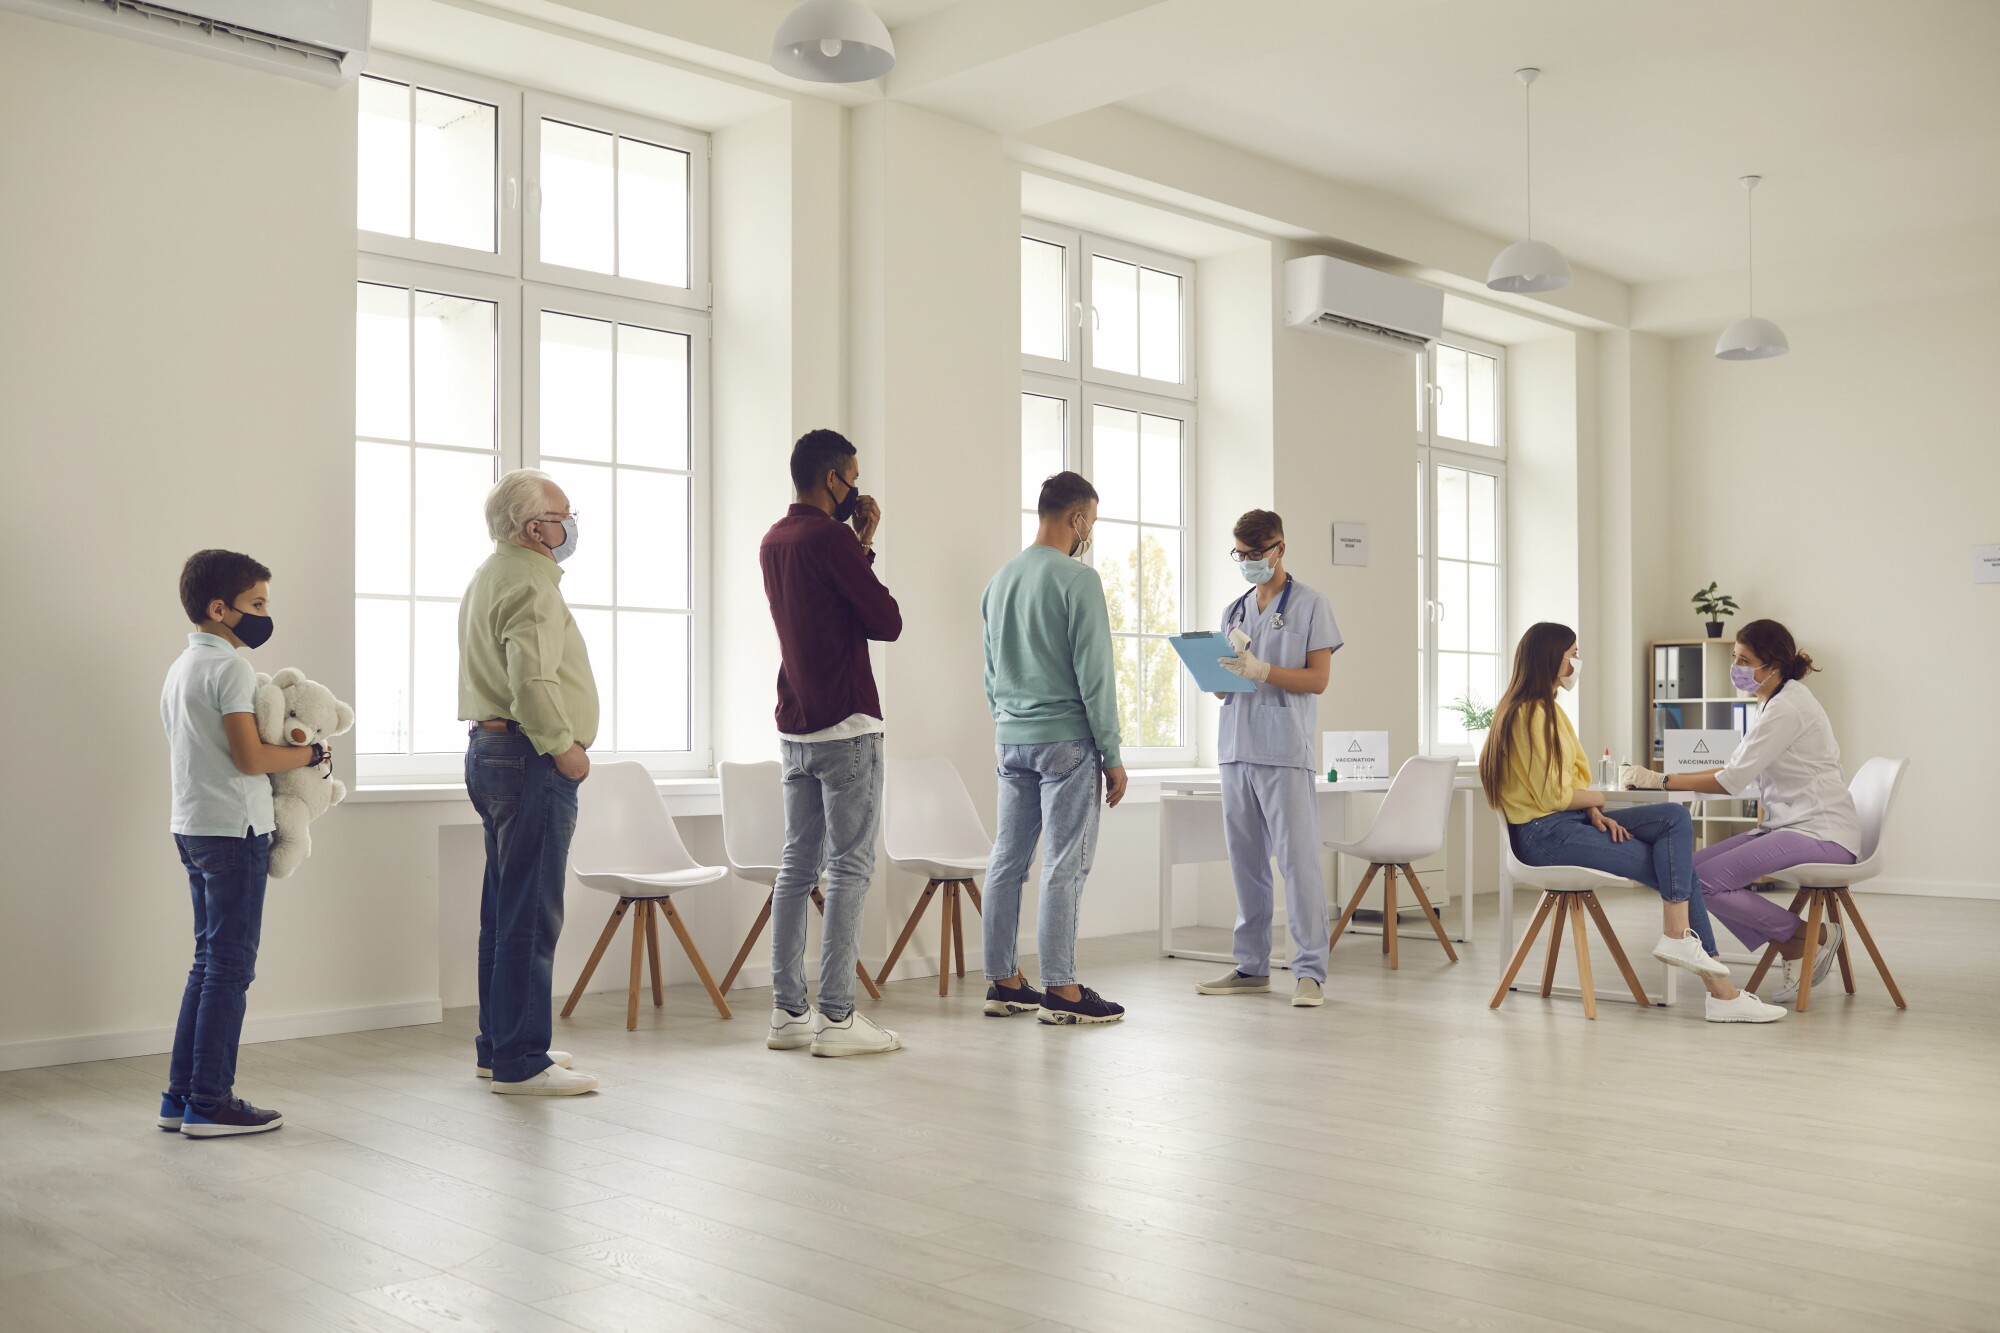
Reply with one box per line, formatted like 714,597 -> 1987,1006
1326,756 -> 1460,968
1745,757 -> 1909,1011
561,761 -> 732,1029
714,760 -> 880,1001
1489,813 -> 1655,1019
877,758 -> 992,996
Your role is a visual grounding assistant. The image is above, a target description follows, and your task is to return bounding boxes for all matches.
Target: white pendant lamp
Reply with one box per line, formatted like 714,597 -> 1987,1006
1488,67 -> 1573,294
770,0 -> 895,83
1714,175 -> 1789,360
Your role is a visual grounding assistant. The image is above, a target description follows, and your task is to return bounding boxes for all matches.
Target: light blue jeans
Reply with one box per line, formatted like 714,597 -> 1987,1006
772,734 -> 882,1021
982,739 -> 1102,988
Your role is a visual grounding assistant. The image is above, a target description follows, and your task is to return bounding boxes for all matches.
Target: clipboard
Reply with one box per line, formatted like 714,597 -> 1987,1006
1168,631 -> 1255,693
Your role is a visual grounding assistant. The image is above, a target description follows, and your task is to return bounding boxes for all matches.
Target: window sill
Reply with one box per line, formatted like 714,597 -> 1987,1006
350,776 -> 721,817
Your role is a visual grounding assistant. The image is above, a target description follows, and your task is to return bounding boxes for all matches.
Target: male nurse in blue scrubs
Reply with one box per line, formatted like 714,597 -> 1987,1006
1196,509 -> 1342,1007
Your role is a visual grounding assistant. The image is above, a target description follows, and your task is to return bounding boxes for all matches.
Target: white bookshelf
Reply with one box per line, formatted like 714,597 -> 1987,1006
1645,637 -> 1760,849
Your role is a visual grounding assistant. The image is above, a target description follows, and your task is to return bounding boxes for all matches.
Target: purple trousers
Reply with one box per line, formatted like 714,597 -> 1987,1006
1694,829 -> 1856,950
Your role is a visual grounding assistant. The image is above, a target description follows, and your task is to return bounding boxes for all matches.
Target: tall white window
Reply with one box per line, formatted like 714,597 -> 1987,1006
356,57 -> 710,778
1021,221 -> 1195,762
1418,334 -> 1506,757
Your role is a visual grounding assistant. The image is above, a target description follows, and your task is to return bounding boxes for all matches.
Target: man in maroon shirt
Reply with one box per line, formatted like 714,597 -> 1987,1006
759,429 -> 905,1057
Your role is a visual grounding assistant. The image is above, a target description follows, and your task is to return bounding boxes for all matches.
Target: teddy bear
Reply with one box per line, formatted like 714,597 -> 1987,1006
252,668 -> 356,879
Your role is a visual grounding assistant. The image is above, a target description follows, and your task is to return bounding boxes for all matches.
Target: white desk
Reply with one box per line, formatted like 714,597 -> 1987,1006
1157,774 -> 1483,967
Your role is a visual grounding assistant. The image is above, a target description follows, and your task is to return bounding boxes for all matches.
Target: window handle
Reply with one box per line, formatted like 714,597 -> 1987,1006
505,176 -> 519,212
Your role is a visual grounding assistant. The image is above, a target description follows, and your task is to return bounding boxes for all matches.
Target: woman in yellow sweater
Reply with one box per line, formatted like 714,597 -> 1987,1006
1480,622 -> 1784,1023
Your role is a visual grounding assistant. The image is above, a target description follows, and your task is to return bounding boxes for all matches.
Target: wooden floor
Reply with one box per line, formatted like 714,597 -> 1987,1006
5,888 -> 1998,1332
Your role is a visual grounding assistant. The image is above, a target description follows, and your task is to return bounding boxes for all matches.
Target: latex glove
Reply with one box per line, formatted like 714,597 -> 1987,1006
1620,764 -> 1666,791
1220,644 -> 1271,684
1227,628 -> 1251,654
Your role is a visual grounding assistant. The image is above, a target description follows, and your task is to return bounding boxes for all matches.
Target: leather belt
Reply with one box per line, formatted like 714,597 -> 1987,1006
471,719 -> 519,733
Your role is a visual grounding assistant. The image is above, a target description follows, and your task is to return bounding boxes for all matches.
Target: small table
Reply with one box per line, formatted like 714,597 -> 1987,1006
1157,774 -> 1483,968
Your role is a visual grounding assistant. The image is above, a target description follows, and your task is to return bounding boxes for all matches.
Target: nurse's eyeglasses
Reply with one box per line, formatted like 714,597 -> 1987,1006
1228,542 -> 1281,562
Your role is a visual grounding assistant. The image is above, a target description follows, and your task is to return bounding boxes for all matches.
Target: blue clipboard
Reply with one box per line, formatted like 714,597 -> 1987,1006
1168,631 -> 1255,693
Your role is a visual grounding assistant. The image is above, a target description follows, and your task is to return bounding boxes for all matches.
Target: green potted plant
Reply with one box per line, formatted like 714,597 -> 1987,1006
1691,582 -> 1738,638
1447,694 -> 1495,756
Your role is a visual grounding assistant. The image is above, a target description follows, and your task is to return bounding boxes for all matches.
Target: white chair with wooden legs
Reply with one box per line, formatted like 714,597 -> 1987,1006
1490,818 -> 1655,1019
714,761 -> 881,1000
1326,756 -> 1460,969
561,762 -> 733,1030
1745,757 -> 1909,1012
876,758 -> 991,995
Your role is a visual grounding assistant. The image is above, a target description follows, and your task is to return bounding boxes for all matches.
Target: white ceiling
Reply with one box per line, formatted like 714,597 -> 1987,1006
1117,0 -> 2000,284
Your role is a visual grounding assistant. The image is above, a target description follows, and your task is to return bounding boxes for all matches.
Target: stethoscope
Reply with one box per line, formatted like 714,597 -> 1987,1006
1227,574 -> 1293,633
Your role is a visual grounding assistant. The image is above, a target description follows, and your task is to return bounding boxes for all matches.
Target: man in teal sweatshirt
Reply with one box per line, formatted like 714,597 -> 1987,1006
979,471 -> 1128,1026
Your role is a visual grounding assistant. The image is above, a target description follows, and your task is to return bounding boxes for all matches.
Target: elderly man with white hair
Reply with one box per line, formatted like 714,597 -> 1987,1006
457,468 -> 600,1095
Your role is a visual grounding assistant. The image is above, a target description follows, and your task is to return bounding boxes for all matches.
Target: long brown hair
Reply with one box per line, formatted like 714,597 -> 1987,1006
1479,622 -> 1575,811
1734,618 -> 1818,684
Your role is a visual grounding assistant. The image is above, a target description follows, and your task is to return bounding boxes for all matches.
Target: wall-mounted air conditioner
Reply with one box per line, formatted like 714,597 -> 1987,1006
0,0 -> 371,86
1283,254 -> 1443,351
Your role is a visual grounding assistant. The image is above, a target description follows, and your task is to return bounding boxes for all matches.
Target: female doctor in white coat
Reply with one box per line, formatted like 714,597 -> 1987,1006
1621,618 -> 1859,1004
1195,510 -> 1342,1008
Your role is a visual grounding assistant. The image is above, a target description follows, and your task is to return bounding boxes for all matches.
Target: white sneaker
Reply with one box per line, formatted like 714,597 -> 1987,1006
767,1007 -> 814,1050
809,1009 -> 902,1057
1292,978 -> 1325,1008
1771,923 -> 1843,1004
1705,991 -> 1787,1023
490,1065 -> 599,1096
477,1050 -> 572,1079
1652,931 -> 1731,979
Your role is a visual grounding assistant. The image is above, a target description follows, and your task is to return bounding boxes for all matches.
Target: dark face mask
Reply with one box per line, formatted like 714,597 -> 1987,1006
828,472 -> 861,524
225,605 -> 275,649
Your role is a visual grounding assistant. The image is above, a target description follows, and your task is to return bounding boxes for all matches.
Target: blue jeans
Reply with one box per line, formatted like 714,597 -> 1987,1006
1510,803 -> 1719,954
466,728 -> 580,1083
773,734 -> 882,1020
168,830 -> 271,1106
983,739 -> 1101,988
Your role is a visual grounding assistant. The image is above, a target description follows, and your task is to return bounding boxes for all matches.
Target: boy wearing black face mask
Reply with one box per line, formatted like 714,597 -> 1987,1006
157,550 -> 325,1138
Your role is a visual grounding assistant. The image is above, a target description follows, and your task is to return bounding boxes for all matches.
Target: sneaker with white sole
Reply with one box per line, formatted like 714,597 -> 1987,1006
1652,930 -> 1731,979
1705,991 -> 1787,1023
490,1065 -> 599,1096
983,979 -> 1044,1017
1770,922 -> 1844,1004
810,1009 -> 902,1057
768,1007 -> 815,1049
1037,986 -> 1126,1025
1292,978 -> 1325,1008
477,1051 -> 573,1079
1196,969 -> 1271,996
180,1097 -> 284,1137
157,1092 -> 187,1131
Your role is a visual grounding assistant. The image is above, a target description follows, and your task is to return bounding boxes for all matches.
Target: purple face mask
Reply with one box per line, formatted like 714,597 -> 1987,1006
1730,663 -> 1761,692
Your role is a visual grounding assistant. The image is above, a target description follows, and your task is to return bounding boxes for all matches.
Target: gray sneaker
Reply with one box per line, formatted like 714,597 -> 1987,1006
1771,922 -> 1843,1004
1196,969 -> 1271,996
1292,978 -> 1325,1008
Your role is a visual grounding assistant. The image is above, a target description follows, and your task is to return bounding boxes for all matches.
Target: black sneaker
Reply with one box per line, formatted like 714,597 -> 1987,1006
157,1092 -> 187,1131
984,978 -> 1044,1017
1037,986 -> 1125,1025
180,1097 -> 284,1138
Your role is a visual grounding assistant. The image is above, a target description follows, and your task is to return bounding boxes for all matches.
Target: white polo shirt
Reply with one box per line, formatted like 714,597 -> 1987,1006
1716,680 -> 1861,855
160,633 -> 275,838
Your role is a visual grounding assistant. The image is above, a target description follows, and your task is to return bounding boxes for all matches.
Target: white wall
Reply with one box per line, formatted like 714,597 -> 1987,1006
0,15 -> 451,1063
1663,290 -> 2000,896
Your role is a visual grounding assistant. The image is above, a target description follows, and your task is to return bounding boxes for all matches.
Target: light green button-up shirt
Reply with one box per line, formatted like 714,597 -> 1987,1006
458,542 -> 599,756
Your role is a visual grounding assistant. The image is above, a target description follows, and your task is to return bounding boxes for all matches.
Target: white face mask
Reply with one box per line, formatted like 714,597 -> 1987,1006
1559,657 -> 1579,692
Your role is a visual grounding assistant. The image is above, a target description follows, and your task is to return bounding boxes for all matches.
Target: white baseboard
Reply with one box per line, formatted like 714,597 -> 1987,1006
1862,879 -> 2000,901
0,999 -> 444,1074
